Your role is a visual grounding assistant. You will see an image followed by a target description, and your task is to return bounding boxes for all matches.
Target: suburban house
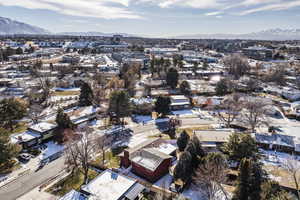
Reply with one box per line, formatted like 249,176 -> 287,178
170,95 -> 190,110
10,122 -> 57,148
10,131 -> 41,148
195,130 -> 233,150
131,148 -> 172,182
80,169 -> 145,200
28,122 -> 57,141
253,133 -> 297,153
66,106 -> 99,125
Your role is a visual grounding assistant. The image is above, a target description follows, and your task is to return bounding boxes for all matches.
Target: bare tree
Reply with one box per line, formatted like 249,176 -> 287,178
223,54 -> 250,79
38,76 -> 52,106
217,93 -> 242,128
28,103 -> 43,124
265,64 -> 287,86
284,156 -> 300,200
193,152 -> 229,200
240,97 -> 269,133
65,127 -> 101,183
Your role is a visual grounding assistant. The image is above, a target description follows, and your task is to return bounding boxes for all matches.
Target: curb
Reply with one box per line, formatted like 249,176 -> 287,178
0,169 -> 31,189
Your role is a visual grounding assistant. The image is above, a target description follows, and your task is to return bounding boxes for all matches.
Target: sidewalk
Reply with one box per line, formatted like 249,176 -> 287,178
17,170 -> 69,200
16,187 -> 58,200
0,157 -> 40,188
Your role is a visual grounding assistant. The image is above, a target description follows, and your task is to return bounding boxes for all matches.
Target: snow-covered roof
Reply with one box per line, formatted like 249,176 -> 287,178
29,122 -> 57,133
154,143 -> 177,155
58,190 -> 86,200
131,148 -> 172,172
10,131 -> 40,143
81,169 -> 138,200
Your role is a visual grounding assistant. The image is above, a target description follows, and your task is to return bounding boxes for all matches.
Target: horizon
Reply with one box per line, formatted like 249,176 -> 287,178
0,0 -> 300,37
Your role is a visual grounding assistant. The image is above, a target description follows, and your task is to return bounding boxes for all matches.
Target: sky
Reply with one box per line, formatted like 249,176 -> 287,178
0,0 -> 300,37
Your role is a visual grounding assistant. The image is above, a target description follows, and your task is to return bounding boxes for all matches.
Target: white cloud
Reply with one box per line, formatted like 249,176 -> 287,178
238,0 -> 300,15
1,0 -> 300,19
0,0 -> 140,19
205,11 -> 223,16
136,0 -> 220,9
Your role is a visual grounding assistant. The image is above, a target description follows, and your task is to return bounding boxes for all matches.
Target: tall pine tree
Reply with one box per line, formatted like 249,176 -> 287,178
79,81 -> 94,106
233,158 -> 265,200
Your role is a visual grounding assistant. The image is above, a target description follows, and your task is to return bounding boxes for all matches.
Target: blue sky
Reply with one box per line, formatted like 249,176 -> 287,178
0,0 -> 300,37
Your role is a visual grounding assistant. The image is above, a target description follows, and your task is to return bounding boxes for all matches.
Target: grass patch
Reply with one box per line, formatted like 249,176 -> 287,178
53,91 -> 80,96
46,169 -> 99,197
9,122 -> 28,135
90,150 -> 121,169
264,165 -> 296,189
0,160 -> 21,174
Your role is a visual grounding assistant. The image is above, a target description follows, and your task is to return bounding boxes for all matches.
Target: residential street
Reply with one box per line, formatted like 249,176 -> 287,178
0,157 -> 65,200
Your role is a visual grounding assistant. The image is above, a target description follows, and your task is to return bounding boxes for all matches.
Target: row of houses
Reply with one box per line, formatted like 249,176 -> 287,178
10,106 -> 99,148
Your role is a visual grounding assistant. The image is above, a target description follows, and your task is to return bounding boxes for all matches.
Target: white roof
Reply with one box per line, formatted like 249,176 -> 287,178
59,190 -> 86,200
81,170 -> 136,200
154,143 -> 177,155
29,122 -> 56,133
10,131 -> 40,143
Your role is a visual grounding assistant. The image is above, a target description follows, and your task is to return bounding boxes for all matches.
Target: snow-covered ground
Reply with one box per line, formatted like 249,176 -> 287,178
132,115 -> 169,124
53,87 -> 80,92
260,149 -> 300,167
39,141 -> 64,162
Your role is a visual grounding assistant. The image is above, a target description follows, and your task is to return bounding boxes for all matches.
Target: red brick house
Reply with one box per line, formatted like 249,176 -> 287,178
119,138 -> 161,168
131,148 -> 172,182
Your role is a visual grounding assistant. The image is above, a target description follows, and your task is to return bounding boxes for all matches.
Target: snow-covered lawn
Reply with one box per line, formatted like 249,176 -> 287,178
171,109 -> 193,116
54,87 -> 80,92
154,173 -> 173,188
132,115 -> 169,124
39,141 -> 64,162
260,149 -> 300,167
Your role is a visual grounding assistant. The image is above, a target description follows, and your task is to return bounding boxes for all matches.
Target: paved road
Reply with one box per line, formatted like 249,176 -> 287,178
0,157 -> 65,200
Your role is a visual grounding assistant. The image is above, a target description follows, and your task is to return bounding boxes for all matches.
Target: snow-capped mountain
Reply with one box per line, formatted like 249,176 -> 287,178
0,17 -> 49,35
174,28 -> 300,40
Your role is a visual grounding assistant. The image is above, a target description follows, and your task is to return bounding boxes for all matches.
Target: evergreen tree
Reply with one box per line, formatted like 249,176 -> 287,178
177,130 -> 190,152
55,108 -> 74,130
215,79 -> 229,96
233,158 -> 265,200
174,151 -> 193,183
154,96 -> 171,117
185,136 -> 206,169
222,133 -> 259,162
0,98 -> 27,131
180,81 -> 191,96
0,128 -> 20,165
16,47 -> 23,55
108,91 -> 131,122
166,68 -> 179,89
79,81 -> 94,106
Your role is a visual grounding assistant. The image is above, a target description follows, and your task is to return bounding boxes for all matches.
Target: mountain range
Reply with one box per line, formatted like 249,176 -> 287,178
173,29 -> 300,40
1,16 -> 300,40
0,17 -> 49,35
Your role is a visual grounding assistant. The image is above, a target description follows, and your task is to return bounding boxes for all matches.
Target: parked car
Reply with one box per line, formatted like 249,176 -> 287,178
18,153 -> 32,162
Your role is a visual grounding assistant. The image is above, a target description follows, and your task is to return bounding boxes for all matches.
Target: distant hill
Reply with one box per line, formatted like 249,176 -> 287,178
57,31 -> 137,37
173,28 -> 300,41
0,16 -> 49,35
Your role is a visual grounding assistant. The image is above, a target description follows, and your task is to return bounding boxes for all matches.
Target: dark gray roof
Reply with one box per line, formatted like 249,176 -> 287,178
254,133 -> 295,147
124,183 -> 145,200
